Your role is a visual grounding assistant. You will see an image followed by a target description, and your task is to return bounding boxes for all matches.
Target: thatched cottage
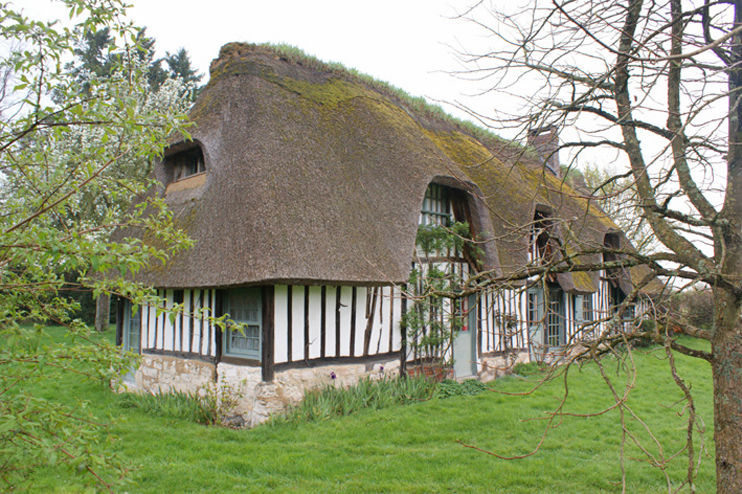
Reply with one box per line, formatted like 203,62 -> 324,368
116,43 -> 641,425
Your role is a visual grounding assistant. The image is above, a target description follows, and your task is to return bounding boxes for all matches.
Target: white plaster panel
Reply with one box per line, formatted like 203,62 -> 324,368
338,286 -> 353,357
273,285 -> 289,364
291,286 -> 305,360
307,286 -> 323,359
369,287 -> 384,354
324,286 -> 338,358
391,286 -> 403,352
353,287 -> 367,356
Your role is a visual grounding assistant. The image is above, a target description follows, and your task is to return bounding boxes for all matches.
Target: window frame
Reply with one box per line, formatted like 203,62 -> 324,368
573,293 -> 594,323
170,148 -> 206,182
122,300 -> 141,355
545,286 -> 565,347
420,183 -> 452,227
223,287 -> 262,359
530,210 -> 557,265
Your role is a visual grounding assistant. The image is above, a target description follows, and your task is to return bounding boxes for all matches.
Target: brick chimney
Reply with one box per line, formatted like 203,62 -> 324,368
527,125 -> 560,177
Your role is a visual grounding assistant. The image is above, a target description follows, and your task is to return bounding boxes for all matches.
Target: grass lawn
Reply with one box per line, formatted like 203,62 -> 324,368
26,327 -> 715,493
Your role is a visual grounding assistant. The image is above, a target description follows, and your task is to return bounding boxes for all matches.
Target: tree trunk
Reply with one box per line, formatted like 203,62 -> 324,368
712,288 -> 742,493
94,293 -> 111,332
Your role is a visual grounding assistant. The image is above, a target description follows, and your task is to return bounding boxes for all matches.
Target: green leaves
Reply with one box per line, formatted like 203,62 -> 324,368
0,0 -> 194,491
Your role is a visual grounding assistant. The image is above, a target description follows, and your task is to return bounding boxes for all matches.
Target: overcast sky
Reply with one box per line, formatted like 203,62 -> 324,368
14,0 -> 502,133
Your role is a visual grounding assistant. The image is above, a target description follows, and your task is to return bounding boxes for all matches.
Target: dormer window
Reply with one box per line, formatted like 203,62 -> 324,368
603,232 -> 634,319
603,232 -> 621,278
420,183 -> 451,226
416,182 -> 477,263
171,148 -> 205,181
529,210 -> 556,265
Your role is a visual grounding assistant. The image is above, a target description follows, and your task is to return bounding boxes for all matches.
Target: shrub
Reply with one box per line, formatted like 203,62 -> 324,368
512,361 -> 548,377
437,379 -> 488,398
667,288 -> 714,330
632,319 -> 657,348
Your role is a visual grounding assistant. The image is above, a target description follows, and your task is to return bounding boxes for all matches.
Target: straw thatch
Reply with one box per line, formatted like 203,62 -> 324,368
133,43 -> 631,293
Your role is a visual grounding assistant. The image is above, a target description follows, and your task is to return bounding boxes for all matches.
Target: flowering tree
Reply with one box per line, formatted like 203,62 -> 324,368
0,1 -> 192,490
456,1 -> 742,492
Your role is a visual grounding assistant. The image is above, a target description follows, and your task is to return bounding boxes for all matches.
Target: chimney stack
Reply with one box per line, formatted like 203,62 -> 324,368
527,125 -> 560,177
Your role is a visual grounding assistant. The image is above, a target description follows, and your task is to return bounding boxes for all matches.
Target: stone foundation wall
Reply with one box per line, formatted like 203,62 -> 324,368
124,354 -> 216,394
122,354 -> 400,427
248,358 -> 399,426
476,350 -> 530,381
122,351 -> 534,426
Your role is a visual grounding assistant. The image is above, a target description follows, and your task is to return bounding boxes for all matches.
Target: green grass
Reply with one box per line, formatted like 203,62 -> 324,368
26,327 -> 715,493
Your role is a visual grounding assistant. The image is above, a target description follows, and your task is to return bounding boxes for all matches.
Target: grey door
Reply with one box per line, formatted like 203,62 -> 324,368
453,295 -> 477,379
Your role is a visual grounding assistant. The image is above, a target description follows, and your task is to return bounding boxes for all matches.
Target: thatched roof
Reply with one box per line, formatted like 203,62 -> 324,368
135,43 -> 630,293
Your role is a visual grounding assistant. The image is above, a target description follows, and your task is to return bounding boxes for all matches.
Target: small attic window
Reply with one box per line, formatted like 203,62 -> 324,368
170,148 -> 205,181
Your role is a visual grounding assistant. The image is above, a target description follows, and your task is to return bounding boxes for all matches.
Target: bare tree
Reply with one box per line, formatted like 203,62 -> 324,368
455,1 -> 742,492
581,163 -> 658,254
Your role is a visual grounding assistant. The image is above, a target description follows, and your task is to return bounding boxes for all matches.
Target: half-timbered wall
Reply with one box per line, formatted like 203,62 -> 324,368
130,286 -> 406,365
477,287 -> 529,354
273,285 -> 405,366
125,276 -> 647,374
138,288 -> 219,360
404,260 -> 470,363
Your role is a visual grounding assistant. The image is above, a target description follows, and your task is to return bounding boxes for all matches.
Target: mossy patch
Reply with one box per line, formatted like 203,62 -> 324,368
266,75 -> 376,109
422,129 -> 494,166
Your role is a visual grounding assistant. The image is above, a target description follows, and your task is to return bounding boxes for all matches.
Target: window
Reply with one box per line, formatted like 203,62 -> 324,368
581,294 -> 594,322
122,300 -> 141,383
546,286 -> 565,347
224,288 -> 262,359
530,210 -> 556,265
609,284 -> 635,320
528,291 -> 541,326
604,233 -> 634,320
170,148 -> 205,181
574,294 -> 594,323
420,183 -> 451,226
526,288 -> 544,350
173,289 -> 184,306
123,300 -> 141,354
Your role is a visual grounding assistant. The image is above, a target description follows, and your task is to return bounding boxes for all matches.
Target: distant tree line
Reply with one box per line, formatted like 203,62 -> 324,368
59,28 -> 202,325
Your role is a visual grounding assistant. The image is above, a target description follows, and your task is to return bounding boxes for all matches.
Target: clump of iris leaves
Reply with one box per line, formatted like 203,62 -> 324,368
119,373 -> 500,427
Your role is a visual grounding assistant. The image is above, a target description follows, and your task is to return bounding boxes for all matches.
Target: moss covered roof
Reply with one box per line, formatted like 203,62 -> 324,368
136,43 -> 627,293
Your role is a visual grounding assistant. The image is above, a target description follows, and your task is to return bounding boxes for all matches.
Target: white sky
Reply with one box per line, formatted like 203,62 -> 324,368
12,0 -> 501,134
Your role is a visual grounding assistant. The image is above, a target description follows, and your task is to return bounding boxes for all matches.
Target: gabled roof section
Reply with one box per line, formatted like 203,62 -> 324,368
135,43 -> 626,292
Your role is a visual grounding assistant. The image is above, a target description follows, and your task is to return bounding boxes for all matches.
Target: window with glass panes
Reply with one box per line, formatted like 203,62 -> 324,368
122,300 -> 141,356
224,288 -> 262,358
546,287 -> 565,346
581,294 -> 594,322
528,291 -> 540,325
171,148 -> 205,181
420,184 -> 451,226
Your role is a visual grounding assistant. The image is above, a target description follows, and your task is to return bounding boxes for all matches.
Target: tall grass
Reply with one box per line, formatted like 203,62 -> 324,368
270,374 -> 436,425
118,390 -> 217,425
